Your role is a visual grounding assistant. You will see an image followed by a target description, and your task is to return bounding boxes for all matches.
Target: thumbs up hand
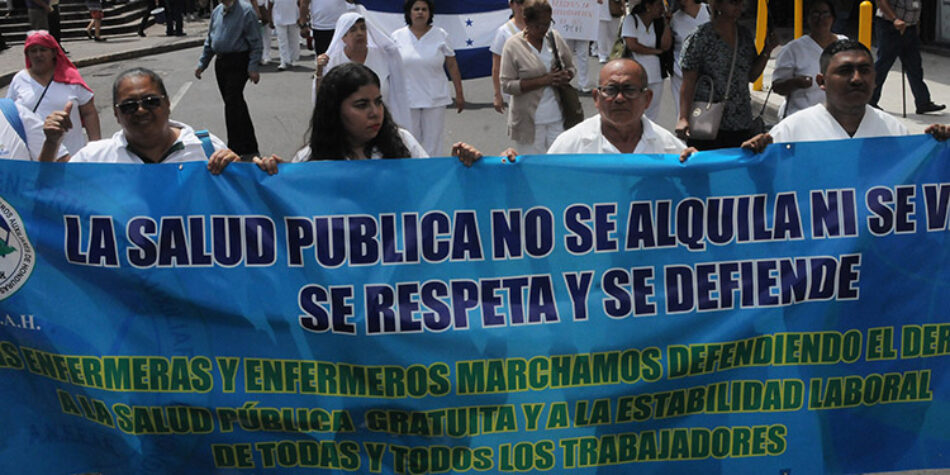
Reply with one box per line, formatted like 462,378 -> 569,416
43,101 -> 73,144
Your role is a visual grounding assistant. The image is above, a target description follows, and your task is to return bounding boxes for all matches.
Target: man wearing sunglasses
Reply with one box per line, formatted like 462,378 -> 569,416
46,68 -> 239,173
547,58 -> 686,154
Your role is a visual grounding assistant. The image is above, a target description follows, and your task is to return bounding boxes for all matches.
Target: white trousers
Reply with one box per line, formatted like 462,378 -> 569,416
517,121 -> 564,155
598,17 -> 621,61
259,24 -> 274,63
645,80 -> 664,122
567,39 -> 590,91
671,73 -> 683,120
408,106 -> 446,157
274,24 -> 301,67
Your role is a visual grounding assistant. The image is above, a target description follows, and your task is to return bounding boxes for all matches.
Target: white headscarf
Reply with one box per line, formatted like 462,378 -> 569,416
316,11 -> 412,127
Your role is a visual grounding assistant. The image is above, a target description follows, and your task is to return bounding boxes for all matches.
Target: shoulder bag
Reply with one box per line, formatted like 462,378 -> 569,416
750,87 -> 773,135
687,27 -> 738,141
609,13 -> 629,60
548,32 -> 585,130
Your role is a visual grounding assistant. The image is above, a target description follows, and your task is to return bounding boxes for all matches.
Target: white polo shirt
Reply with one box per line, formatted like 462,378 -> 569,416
0,102 -> 67,161
547,114 -> 686,154
291,128 -> 428,161
621,14 -> 661,85
70,120 -> 226,163
392,26 -> 455,109
769,104 -> 909,143
772,34 -> 847,117
491,20 -> 522,103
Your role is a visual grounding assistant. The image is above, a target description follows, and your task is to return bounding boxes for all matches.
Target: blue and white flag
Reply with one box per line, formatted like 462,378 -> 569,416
362,0 -> 511,78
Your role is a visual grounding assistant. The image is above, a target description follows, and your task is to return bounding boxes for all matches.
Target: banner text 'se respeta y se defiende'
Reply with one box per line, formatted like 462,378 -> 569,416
0,135 -> 948,474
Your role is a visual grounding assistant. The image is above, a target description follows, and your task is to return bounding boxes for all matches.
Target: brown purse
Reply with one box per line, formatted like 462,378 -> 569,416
548,32 -> 585,130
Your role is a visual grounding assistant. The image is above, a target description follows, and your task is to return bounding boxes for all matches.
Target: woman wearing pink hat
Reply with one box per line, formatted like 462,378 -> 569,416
5,30 -> 101,155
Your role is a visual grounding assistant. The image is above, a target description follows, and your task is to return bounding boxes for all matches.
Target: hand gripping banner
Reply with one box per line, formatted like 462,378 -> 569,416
0,135 -> 948,474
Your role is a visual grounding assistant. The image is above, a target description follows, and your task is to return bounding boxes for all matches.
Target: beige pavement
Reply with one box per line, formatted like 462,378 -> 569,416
0,18 -> 210,88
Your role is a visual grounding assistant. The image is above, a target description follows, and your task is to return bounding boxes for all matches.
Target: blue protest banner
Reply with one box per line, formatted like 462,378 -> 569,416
0,135 -> 948,474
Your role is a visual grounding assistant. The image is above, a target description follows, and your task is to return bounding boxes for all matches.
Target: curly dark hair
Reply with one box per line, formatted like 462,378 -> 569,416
403,0 -> 434,26
307,63 -> 410,161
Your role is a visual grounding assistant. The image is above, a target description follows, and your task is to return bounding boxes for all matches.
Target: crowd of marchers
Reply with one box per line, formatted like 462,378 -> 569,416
1,0 -> 948,171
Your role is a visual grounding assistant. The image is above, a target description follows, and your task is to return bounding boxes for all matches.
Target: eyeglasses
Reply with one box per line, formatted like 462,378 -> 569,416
809,10 -> 833,18
597,84 -> 648,100
114,95 -> 165,114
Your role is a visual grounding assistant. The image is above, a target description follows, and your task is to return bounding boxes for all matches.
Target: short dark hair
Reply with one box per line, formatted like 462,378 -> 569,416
806,0 -> 836,20
819,39 -> 873,74
633,0 -> 662,15
523,0 -> 552,24
403,0 -> 434,26
112,67 -> 168,105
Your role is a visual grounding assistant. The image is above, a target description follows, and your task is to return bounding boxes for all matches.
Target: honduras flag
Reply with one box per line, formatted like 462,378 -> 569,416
361,0 -> 511,79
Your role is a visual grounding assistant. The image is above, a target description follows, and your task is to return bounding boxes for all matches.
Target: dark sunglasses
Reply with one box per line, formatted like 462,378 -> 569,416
114,95 -> 165,114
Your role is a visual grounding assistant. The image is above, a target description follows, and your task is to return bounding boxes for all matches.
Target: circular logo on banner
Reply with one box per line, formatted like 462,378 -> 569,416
0,196 -> 35,300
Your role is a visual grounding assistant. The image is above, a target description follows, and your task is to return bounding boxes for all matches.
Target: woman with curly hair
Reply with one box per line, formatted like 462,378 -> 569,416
297,62 -> 424,161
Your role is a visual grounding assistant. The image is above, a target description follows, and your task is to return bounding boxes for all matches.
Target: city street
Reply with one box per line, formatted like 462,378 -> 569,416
71,45 -> 683,160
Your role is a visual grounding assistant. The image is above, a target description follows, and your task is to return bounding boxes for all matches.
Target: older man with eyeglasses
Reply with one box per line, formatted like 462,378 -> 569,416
45,68 -> 239,173
547,58 -> 686,154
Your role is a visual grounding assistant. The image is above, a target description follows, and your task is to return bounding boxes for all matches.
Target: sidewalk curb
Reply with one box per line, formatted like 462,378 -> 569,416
0,39 -> 204,89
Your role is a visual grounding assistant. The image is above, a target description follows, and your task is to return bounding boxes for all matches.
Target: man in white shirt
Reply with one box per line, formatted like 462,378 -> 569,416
455,58 -> 686,166
45,68 -> 238,172
548,58 -> 686,154
741,39 -> 948,152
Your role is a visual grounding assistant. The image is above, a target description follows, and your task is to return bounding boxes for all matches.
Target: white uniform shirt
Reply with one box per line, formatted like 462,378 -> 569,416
270,0 -> 298,26
309,0 -> 349,30
0,102 -> 67,161
769,104 -> 909,143
70,120 -> 226,163
772,34 -> 847,117
392,26 -> 455,109
547,114 -> 686,154
621,14 -> 660,84
291,128 -> 428,161
670,5 -> 710,78
7,70 -> 94,155
531,35 -> 561,125
491,20 -> 522,103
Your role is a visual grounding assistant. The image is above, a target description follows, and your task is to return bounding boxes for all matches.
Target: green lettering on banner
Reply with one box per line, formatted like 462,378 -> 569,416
808,370 -> 933,409
901,323 -> 950,358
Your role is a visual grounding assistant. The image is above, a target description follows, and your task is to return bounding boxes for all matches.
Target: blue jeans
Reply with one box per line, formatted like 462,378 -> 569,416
870,18 -> 932,108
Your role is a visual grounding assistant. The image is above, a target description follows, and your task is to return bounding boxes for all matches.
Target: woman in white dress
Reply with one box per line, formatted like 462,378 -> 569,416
490,0 -> 526,113
313,12 -> 412,127
772,0 -> 846,117
621,0 -> 671,122
392,0 -> 465,157
6,30 -> 100,155
252,63 -> 481,171
670,0 -> 710,119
